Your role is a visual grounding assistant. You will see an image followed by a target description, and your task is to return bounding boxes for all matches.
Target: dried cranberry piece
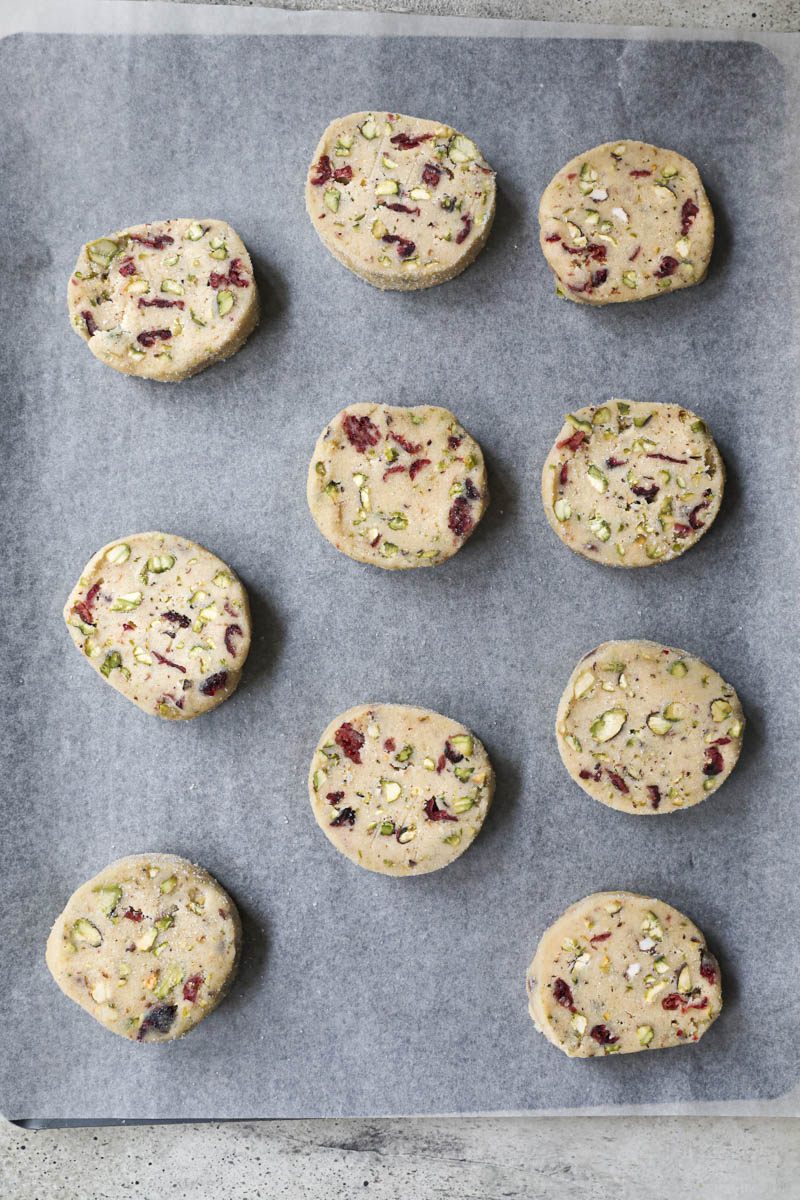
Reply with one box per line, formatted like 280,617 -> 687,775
545,233 -> 562,243
630,479 -> 659,503
455,215 -> 472,244
552,978 -> 575,1010
655,256 -> 679,278
208,271 -> 229,290
342,413 -> 381,452
383,464 -> 406,481
409,458 -> 431,480
661,993 -> 682,1010
591,268 -> 608,288
680,198 -> 699,236
370,534 -> 381,548
334,721 -> 365,764
224,624 -> 243,658
333,165 -> 353,184
130,233 -> 174,249
137,328 -> 172,348
629,245 -> 641,262
161,611 -> 190,628
448,497 -> 474,538
589,1024 -> 619,1045
390,132 -> 432,149
647,785 -> 661,810
81,310 -> 98,337
703,746 -> 724,776
436,754 -> 446,773
382,202 -> 420,215
422,162 -> 442,188
711,737 -> 731,746
579,769 -> 592,780
228,258 -> 250,288
381,233 -> 416,259
562,244 -> 584,255
673,523 -> 691,538
589,931 -> 612,946
383,737 -> 396,753
123,908 -> 143,922
630,169 -> 651,177
183,975 -> 203,1003
139,298 -> 184,310
122,622 -> 135,632
423,796 -> 458,822
448,435 -> 463,450
310,155 -> 333,185
556,430 -> 585,453
464,478 -> 480,501
390,432 -> 423,454
606,456 -> 628,468
606,769 -> 629,794
646,452 -> 687,464
559,463 -> 569,486
152,650 -> 186,674
325,792 -> 345,807
118,257 -> 136,276
586,243 -> 607,262
700,953 -> 717,985
689,500 -> 710,530
443,740 -> 463,764
200,671 -> 228,696
137,1003 -> 177,1040
330,806 -> 357,827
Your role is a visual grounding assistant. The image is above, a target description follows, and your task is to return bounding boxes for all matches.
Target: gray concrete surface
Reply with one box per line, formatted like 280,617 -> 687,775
2,0 -> 798,1196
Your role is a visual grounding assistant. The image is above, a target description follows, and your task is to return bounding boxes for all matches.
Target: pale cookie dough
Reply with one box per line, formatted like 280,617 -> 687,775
46,854 -> 241,1042
68,219 -> 259,380
305,112 -> 496,290
539,141 -> 714,304
308,703 -> 494,876
308,403 -> 489,568
557,640 -> 744,814
526,892 -> 722,1057
541,400 -> 724,566
64,532 -> 251,720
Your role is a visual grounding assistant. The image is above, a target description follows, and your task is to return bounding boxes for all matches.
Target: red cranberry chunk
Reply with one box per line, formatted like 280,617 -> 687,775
200,671 -> 228,697
443,740 -> 463,764
383,737 -> 396,753
342,413 -> 380,452
137,329 -> 172,348
455,215 -> 472,244
647,785 -> 661,810
383,464 -> 406,481
333,165 -> 353,184
137,1003 -> 177,1040
390,432 -> 422,454
326,791 -> 344,804
423,796 -> 458,822
630,479 -> 660,503
689,499 -> 710,530
161,611 -> 190,628
390,132 -> 432,149
409,458 -> 431,480
183,975 -> 203,1003
139,298 -> 184,310
591,268 -> 608,288
606,769 -> 629,794
703,746 -> 724,776
334,721 -> 365,764
464,478 -> 480,501
81,310 -> 98,337
330,806 -> 357,827
228,259 -> 250,288
152,650 -> 186,674
655,256 -> 679,278
700,953 -> 717,985
552,978 -> 575,1010
381,233 -> 416,259
545,233 -> 562,243
589,1024 -> 619,1045
556,430 -> 585,453
630,169 -> 651,177
680,198 -> 699,236
383,202 -> 420,216
118,257 -> 136,276
448,497 -> 474,538
589,931 -> 612,946
130,234 -> 174,250
422,162 -> 442,188
224,624 -> 243,658
123,908 -> 144,922
310,155 -> 333,185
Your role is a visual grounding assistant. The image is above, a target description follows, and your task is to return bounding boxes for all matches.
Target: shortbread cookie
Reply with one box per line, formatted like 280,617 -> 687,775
64,532 -> 251,720
542,400 -> 724,566
308,703 -> 494,876
46,854 -> 241,1042
305,112 -> 495,290
539,141 -> 714,304
308,403 -> 489,568
68,219 -> 259,380
526,892 -> 722,1056
557,640 -> 744,813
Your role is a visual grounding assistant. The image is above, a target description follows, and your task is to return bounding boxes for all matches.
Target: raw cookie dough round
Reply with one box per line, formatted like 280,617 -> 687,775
539,141 -> 714,304
557,641 -> 744,814
309,703 -> 495,876
541,400 -> 724,566
526,891 -> 722,1057
64,532 -> 251,720
46,854 -> 241,1042
68,219 -> 259,380
308,403 -> 489,568
305,112 -> 496,290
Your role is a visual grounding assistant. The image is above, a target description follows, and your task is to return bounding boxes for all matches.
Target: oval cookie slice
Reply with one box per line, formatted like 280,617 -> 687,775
46,854 -> 241,1042
64,532 -> 251,720
526,892 -> 722,1056
539,141 -> 713,304
309,703 -> 494,876
305,112 -> 496,290
542,400 -> 724,566
308,403 -> 488,569
557,640 -> 744,814
68,219 -> 259,380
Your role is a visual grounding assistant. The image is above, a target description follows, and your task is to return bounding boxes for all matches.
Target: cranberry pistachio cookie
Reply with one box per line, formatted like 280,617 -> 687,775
542,400 -> 724,566
64,532 -> 251,720
68,219 -> 259,380
309,704 -> 494,876
539,141 -> 714,304
526,892 -> 722,1057
308,403 -> 488,568
46,854 -> 241,1042
305,112 -> 496,290
557,640 -> 744,814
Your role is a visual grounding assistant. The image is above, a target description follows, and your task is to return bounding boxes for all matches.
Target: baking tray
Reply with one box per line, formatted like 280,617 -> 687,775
1,1 -> 799,1124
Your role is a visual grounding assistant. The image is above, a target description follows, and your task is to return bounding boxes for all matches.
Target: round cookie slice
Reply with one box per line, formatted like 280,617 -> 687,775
64,532 -> 251,720
46,854 -> 241,1042
308,703 -> 495,876
526,892 -> 722,1057
68,219 -> 259,380
305,112 -> 496,290
557,640 -> 744,814
539,141 -> 714,304
308,403 -> 488,569
541,400 -> 724,566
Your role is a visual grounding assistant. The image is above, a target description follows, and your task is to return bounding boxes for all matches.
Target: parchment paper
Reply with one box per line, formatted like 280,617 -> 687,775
1,0 -> 798,1123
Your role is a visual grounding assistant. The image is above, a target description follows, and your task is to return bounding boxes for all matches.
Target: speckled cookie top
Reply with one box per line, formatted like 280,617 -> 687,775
308,403 -> 488,568
541,400 -> 724,566
539,141 -> 714,304
556,640 -> 744,814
